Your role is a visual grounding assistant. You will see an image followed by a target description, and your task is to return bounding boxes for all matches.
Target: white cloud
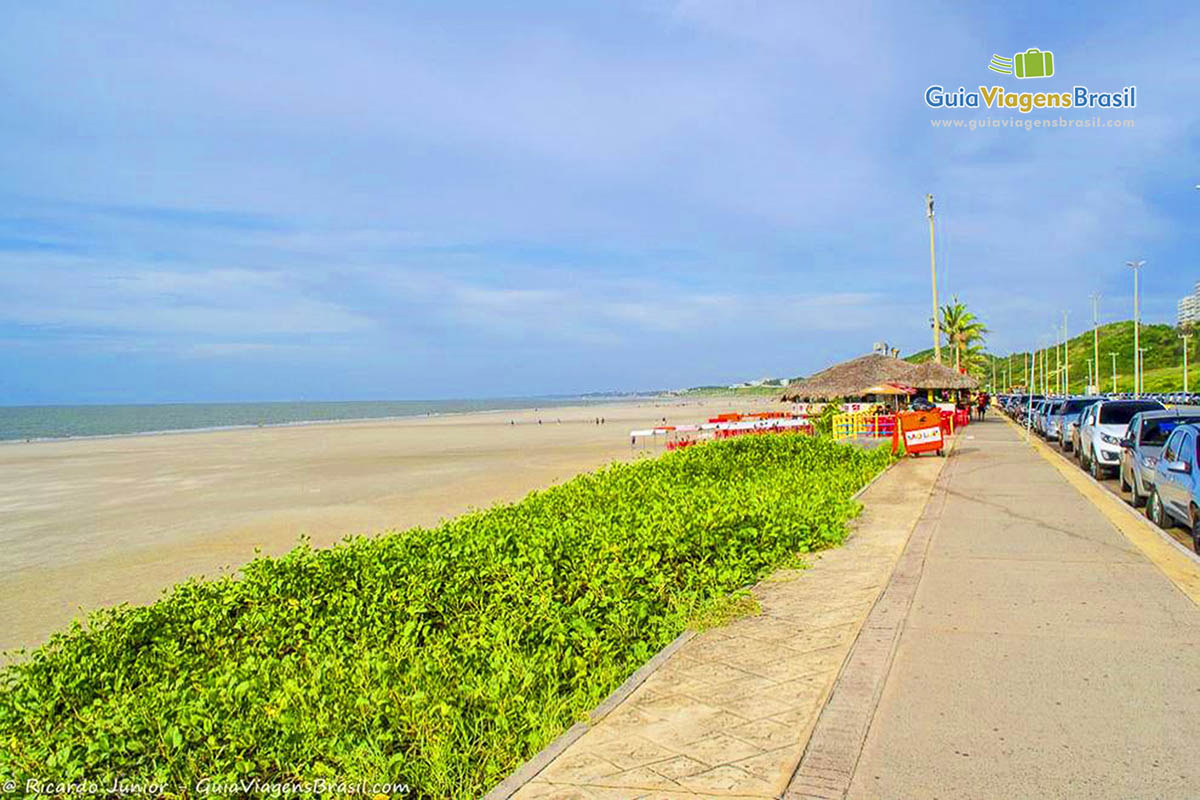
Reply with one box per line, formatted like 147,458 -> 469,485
0,256 -> 372,338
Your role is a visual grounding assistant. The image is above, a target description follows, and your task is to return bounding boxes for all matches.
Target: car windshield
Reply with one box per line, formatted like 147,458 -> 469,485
1100,401 -> 1165,425
1141,417 -> 1200,446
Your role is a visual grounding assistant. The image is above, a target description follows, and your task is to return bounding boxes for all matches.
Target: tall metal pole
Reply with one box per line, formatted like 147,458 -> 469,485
1181,332 -> 1190,393
1091,293 -> 1101,393
1026,348 -> 1036,440
1138,348 -> 1147,395
1043,347 -> 1049,395
1109,352 -> 1118,394
1053,331 -> 1060,395
926,195 -> 941,363
1062,311 -> 1069,394
1127,260 -> 1145,397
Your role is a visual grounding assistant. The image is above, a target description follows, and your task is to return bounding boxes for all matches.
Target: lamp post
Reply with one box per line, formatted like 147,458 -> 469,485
1062,311 -> 1069,394
1090,293 -> 1101,394
1138,347 -> 1148,395
1182,332 -> 1191,393
1127,260 -> 1145,396
926,194 -> 940,363
1026,347 -> 1037,440
1109,351 -> 1118,394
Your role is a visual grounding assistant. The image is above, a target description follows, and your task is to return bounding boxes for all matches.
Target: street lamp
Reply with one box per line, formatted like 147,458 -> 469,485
1181,332 -> 1192,393
1062,311 -> 1069,394
926,194 -> 940,363
1090,293 -> 1101,394
1109,351 -> 1118,394
1126,260 -> 1145,396
1138,347 -> 1148,395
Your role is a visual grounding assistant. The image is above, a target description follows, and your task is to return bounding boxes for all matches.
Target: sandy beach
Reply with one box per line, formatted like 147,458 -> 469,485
0,396 -> 771,654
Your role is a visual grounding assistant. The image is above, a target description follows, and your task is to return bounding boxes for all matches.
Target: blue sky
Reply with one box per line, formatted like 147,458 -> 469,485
2,1 -> 1198,404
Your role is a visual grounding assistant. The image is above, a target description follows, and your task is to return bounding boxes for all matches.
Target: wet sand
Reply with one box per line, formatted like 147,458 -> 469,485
0,397 -> 770,654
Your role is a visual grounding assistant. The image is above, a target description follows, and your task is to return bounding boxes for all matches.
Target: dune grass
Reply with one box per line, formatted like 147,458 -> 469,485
0,434 -> 890,798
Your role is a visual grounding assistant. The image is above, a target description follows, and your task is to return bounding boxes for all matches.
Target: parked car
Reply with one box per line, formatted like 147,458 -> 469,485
1146,422 -> 1200,552
1077,399 -> 1166,479
1030,398 -> 1054,436
1051,397 -> 1103,451
1119,409 -> 1200,507
1013,394 -> 1043,423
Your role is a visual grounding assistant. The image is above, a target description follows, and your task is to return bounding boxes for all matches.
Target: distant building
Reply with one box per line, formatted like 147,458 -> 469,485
1178,282 -> 1200,327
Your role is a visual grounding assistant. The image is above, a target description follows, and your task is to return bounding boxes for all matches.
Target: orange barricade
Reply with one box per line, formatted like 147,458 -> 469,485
894,410 -> 945,457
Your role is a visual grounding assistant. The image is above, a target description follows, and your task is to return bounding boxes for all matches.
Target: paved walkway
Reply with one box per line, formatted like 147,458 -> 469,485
505,450 -> 945,798
846,418 -> 1200,799
497,418 -> 1200,799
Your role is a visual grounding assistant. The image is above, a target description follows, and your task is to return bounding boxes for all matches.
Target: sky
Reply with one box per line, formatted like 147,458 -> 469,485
2,1 -> 1198,404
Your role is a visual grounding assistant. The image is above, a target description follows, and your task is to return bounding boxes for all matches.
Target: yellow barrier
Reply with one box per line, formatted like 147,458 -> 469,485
832,411 -> 878,441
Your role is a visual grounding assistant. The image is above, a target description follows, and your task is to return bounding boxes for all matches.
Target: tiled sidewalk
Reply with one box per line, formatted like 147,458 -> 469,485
506,452 -> 946,799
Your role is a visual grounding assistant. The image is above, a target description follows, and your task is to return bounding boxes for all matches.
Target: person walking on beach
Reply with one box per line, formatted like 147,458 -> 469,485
976,391 -> 989,421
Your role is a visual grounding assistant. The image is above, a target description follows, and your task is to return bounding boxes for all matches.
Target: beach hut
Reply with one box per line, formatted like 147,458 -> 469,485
908,360 -> 978,395
780,353 -> 977,409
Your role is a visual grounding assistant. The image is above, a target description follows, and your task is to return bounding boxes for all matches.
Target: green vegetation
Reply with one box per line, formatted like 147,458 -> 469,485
939,296 -> 988,373
908,319 -> 1192,395
994,320 -> 1187,394
685,590 -> 762,631
905,296 -> 990,381
0,435 -> 890,798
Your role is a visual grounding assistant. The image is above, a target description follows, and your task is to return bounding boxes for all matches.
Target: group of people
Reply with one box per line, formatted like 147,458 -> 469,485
974,391 -> 990,421
908,391 -> 990,421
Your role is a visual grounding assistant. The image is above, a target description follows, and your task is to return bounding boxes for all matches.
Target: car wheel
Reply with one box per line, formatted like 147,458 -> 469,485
1130,476 -> 1145,508
1089,450 -> 1102,480
1191,510 -> 1200,554
1119,469 -> 1129,494
1148,489 -> 1171,529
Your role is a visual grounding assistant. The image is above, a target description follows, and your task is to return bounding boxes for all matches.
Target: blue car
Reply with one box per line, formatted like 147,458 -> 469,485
1146,422 -> 1200,552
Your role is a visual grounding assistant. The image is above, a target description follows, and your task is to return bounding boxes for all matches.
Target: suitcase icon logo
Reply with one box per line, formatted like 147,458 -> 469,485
988,48 -> 1055,79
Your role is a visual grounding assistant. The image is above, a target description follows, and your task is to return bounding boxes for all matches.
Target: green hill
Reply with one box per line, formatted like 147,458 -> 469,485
993,321 -> 1190,394
905,320 -> 1194,394
903,347 -> 939,365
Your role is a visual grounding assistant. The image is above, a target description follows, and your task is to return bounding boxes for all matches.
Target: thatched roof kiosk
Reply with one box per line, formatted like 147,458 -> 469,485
779,353 -> 977,402
909,360 -> 978,391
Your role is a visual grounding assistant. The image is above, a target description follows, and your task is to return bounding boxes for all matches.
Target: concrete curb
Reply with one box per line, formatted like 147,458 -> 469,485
482,443 -> 900,800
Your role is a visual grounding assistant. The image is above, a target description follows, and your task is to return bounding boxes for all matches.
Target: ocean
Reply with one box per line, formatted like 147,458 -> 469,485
0,396 -> 637,442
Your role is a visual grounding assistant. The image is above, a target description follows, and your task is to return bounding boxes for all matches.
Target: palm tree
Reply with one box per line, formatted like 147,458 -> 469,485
940,296 -> 988,372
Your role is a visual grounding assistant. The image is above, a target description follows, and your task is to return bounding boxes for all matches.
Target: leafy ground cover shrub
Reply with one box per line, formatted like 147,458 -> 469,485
0,434 -> 891,798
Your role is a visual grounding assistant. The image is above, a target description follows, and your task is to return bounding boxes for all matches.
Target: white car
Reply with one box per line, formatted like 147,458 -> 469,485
1078,399 -> 1165,479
